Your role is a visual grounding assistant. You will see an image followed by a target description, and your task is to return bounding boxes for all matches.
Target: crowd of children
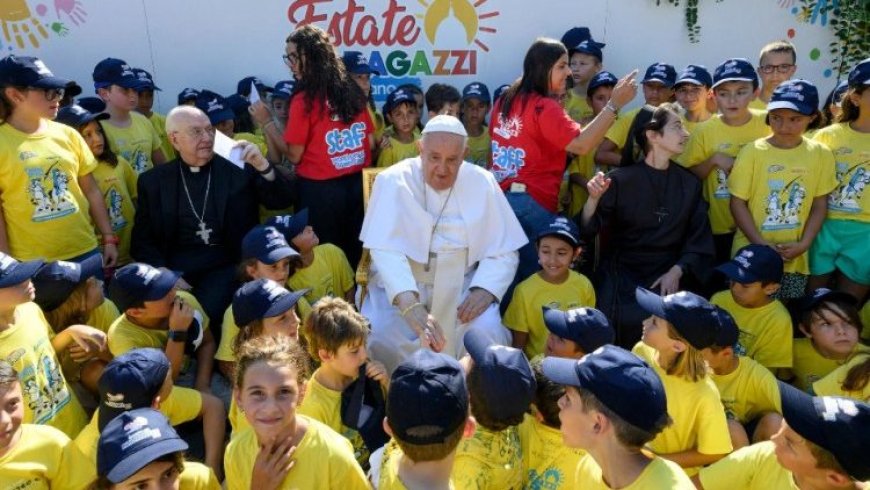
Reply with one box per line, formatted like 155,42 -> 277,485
0,17 -> 868,490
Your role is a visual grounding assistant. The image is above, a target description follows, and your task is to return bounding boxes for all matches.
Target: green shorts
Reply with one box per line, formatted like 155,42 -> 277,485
809,219 -> 870,285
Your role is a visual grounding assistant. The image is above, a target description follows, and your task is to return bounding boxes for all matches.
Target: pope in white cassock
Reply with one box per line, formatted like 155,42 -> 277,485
359,115 -> 527,373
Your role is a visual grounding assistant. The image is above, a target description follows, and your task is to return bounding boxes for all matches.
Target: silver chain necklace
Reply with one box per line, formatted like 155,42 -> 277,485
423,178 -> 455,272
179,165 -> 213,244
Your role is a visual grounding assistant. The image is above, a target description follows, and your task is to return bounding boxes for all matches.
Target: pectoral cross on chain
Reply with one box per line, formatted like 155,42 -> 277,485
654,207 -> 669,224
196,221 -> 213,244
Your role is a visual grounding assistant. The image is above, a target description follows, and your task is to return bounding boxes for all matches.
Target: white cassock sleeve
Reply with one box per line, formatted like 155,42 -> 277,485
370,249 -> 419,305
469,250 -> 519,302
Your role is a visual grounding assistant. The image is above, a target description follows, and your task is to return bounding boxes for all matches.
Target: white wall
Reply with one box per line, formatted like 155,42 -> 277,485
5,0 -> 841,113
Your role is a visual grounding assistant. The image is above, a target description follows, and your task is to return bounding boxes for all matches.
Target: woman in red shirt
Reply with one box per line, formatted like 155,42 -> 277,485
490,37 -> 637,287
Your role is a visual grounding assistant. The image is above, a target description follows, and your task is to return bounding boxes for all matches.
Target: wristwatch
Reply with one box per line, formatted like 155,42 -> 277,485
167,329 -> 188,343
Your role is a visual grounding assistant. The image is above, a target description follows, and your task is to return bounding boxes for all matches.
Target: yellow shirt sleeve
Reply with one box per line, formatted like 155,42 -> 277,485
603,108 -> 639,148
698,441 -> 791,490
215,305 -> 239,362
812,353 -> 870,401
503,277 -> 531,333
161,386 -> 203,425
179,461 -> 222,490
727,142 -> 757,201
86,299 -> 121,333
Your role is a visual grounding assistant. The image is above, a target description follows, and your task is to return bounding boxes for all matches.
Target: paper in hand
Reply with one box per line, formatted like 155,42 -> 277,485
249,81 -> 260,105
213,130 -> 245,169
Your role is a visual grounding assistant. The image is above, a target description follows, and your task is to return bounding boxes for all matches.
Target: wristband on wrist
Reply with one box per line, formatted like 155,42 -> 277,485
101,234 -> 119,245
167,329 -> 188,342
400,302 -> 423,317
256,162 -> 274,175
604,101 -> 619,115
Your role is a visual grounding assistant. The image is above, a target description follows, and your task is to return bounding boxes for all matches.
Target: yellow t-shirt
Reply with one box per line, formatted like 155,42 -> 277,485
710,291 -> 793,369
632,343 -> 732,476
0,120 -> 99,261
574,453 -> 695,489
297,368 -> 369,467
73,384 -> 203,461
676,110 -> 770,234
565,90 -> 593,122
179,461 -> 221,490
452,424 -> 523,490
567,151 -> 608,218
728,137 -> 838,274
224,416 -> 369,490
287,244 -> 354,306
102,112 -> 162,174
518,415 -> 584,489
812,122 -> 870,222
90,157 -> 137,265
107,291 -> 209,357
503,271 -> 596,359
466,128 -> 491,168
863,301 -> 870,341
377,440 -> 457,490
812,353 -> 870,401
214,298 -> 312,363
791,338 -> 870,392
235,132 -> 268,156
149,111 -> 176,161
711,356 -> 782,424
369,106 -> 386,142
698,440 -> 796,490
86,299 -> 121,333
682,115 -> 713,136
0,424 -> 94,490
603,107 -> 641,149
749,98 -> 768,112
0,302 -> 87,438
377,133 -> 420,168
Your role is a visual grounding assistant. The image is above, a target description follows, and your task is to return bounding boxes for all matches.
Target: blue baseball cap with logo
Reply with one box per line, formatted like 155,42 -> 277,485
272,80 -> 295,101
824,80 -> 848,110
636,287 -> 719,350
237,76 -> 272,97
462,82 -> 491,105
675,64 -> 713,88
537,216 -> 580,247
108,263 -> 179,312
384,88 -> 417,114
265,209 -> 309,242
847,58 -> 870,87
342,51 -> 380,76
77,96 -> 106,114
97,408 -> 188,483
177,88 -> 200,106
0,55 -> 72,89
463,329 -> 536,422
543,306 -> 614,353
716,244 -> 784,284
713,58 -> 759,89
194,90 -> 235,125
711,305 -> 740,348
97,348 -> 171,430
642,63 -> 677,87
587,71 -> 618,96
0,252 -> 44,289
560,26 -> 592,52
767,79 -> 819,116
571,38 -> 606,62
33,254 -> 103,312
232,279 -> 308,327
241,226 -> 300,265
55,104 -> 109,129
493,84 -> 510,102
92,58 -> 145,90
132,68 -> 160,92
543,345 -> 669,433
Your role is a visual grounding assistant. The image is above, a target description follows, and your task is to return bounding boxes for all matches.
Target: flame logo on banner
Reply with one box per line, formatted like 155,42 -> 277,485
419,0 -> 499,51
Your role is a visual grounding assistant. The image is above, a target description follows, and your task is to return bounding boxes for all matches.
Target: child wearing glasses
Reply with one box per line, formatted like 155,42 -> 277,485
751,41 -> 798,111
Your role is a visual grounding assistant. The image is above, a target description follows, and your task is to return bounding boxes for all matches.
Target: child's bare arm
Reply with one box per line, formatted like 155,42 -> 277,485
730,197 -> 768,246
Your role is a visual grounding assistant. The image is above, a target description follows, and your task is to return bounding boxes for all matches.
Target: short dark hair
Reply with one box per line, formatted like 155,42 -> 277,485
425,83 -> 461,114
467,363 -> 525,431
531,358 -> 564,428
577,387 -> 670,448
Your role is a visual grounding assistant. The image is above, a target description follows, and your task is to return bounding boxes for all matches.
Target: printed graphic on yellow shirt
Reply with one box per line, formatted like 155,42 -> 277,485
5,339 -> 72,425
760,169 -> 807,231
829,157 -> 868,215
25,162 -> 77,222
105,186 -> 126,231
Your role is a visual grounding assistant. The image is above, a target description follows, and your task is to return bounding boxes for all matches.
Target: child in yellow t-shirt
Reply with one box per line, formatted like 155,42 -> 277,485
787,288 -> 868,391
267,209 -> 355,305
729,79 -> 838,299
695,385 -> 870,490
542,345 -> 695,489
460,82 -> 492,167
711,244 -> 792,372
93,58 -> 166,174
505,217 -> 595,359
673,65 -> 713,134
752,41 -> 798,110
299,298 -> 388,468
97,407 -> 220,489
559,27 -> 604,123
225,335 -> 369,490
809,59 -> 870,299
451,329 -> 536,489
812,352 -> 870,402
542,306 -> 614,359
132,67 -> 176,161
56,104 -> 138,266
0,360 -> 95,489
700,307 -> 783,450
377,88 -> 421,168
633,288 -> 733,475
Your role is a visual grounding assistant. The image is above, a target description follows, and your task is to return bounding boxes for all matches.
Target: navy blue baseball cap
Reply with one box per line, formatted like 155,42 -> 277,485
177,88 -> 200,106
675,64 -> 713,88
132,68 -> 160,92
824,80 -> 848,109
768,79 -> 819,116
225,93 -> 250,117
847,58 -> 870,87
98,348 -> 171,430
779,382 -> 870,481
796,288 -> 858,316
265,209 -> 309,241
241,226 -> 300,265
387,349 -> 469,444
97,408 -> 188,483
711,305 -> 740,348
0,55 -> 71,89
194,90 -> 234,125
543,306 -> 614,353
461,82 -> 491,105
55,104 -> 109,129
713,58 -> 759,89
463,329 -> 536,422
636,287 -> 719,350
232,279 -> 307,327
272,80 -> 295,101
716,244 -> 784,284
571,38 -> 606,62
77,96 -> 106,114
237,76 -> 272,97
587,71 -> 618,96
108,263 -> 179,312
92,58 -> 145,90
342,51 -> 380,76
642,63 -> 677,87
493,84 -> 510,102
543,345 -> 669,433
537,216 -> 580,247
32,254 -> 103,312
0,252 -> 44,289
384,88 -> 417,114
560,26 -> 592,52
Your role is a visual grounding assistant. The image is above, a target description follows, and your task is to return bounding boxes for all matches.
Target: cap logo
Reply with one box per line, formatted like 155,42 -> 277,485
120,64 -> 134,77
134,264 -> 160,285
565,308 -> 587,323
821,398 -> 858,421
207,98 -> 224,112
121,416 -> 162,450
357,53 -> 368,65
104,392 -> 132,410
265,228 -> 286,249
734,251 -> 753,269
32,60 -> 53,76
56,260 -> 78,272
262,280 -> 287,301
778,85 -> 806,101
720,64 -> 743,76
0,255 -> 15,273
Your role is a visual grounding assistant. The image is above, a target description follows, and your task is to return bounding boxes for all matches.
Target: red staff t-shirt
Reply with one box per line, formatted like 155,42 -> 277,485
284,91 -> 373,180
489,93 -> 582,213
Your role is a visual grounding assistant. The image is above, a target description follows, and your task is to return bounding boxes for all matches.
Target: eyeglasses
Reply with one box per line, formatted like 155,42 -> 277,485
174,126 -> 216,139
282,52 -> 300,67
758,64 -> 795,74
27,87 -> 65,101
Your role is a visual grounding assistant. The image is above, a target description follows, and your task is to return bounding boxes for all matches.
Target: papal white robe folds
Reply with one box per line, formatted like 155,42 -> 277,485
359,157 -> 527,373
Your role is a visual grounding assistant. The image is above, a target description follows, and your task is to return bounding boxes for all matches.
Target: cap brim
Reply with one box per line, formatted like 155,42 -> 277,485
536,230 -> 579,247
675,78 -> 704,86
542,307 -> 570,338
778,381 -> 828,451
635,287 -> 668,319
766,101 -> 814,115
206,108 -> 235,125
116,78 -> 148,90
287,209 -> 309,238
462,328 -> 494,365
642,78 -> 674,88
263,289 -> 309,319
79,253 -> 104,281
542,356 -> 582,387
712,77 -> 755,89
142,270 -> 180,302
0,259 -> 45,287
715,262 -> 760,284
31,76 -> 73,90
106,437 -> 189,483
261,246 -> 301,265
